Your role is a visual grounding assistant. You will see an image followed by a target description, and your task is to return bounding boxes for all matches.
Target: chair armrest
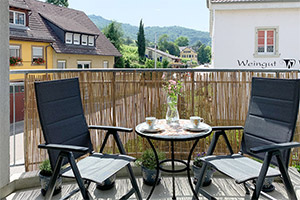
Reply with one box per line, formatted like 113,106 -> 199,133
250,142 -> 300,154
38,143 -> 90,153
212,126 -> 244,131
88,125 -> 133,132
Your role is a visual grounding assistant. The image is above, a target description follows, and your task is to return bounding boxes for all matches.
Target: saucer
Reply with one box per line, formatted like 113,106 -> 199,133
141,123 -> 164,133
183,123 -> 209,132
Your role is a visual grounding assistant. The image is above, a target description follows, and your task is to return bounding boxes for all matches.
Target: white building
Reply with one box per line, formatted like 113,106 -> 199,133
207,0 -> 300,69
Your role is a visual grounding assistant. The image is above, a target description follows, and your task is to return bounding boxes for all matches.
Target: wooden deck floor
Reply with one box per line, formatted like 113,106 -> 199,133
5,168 -> 300,200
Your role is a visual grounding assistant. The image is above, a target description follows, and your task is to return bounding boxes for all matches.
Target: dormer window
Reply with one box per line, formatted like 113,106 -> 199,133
65,32 -> 95,46
9,11 -> 25,26
74,34 -> 80,45
65,32 -> 73,44
82,35 -> 88,45
88,36 -> 94,46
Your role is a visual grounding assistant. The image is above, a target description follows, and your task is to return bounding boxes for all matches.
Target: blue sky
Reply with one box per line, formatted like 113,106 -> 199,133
68,0 -> 209,31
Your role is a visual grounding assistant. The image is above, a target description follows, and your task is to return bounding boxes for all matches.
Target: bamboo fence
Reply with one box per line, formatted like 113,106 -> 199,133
23,70 -> 300,171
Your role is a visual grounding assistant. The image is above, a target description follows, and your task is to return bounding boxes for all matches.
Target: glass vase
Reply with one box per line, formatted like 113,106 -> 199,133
166,95 -> 180,126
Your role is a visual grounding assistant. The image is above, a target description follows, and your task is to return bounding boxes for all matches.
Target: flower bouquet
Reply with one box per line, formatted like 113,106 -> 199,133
162,74 -> 182,126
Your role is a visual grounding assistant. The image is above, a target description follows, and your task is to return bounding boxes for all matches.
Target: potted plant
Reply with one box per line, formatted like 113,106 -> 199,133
10,56 -> 22,66
39,159 -> 62,196
252,158 -> 275,192
96,174 -> 117,190
136,149 -> 166,186
192,152 -> 215,186
33,58 -> 45,65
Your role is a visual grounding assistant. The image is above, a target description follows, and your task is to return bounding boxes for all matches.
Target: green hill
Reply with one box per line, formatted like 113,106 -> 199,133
88,15 -> 211,46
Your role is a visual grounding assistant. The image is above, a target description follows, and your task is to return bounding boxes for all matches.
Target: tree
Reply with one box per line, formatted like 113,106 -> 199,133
175,36 -> 189,47
157,34 -> 180,56
162,58 -> 170,68
197,44 -> 211,64
192,41 -> 203,52
136,19 -> 146,61
158,34 -> 169,52
124,37 -> 133,45
166,42 -> 180,57
103,22 -> 124,67
46,0 -> 69,7
102,21 -> 123,51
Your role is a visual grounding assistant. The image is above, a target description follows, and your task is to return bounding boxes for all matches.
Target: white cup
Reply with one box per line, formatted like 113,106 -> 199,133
145,117 -> 157,129
190,116 -> 204,128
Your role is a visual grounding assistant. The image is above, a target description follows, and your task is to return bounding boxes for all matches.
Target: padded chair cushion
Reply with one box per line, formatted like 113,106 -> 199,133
201,154 -> 280,184
62,153 -> 136,184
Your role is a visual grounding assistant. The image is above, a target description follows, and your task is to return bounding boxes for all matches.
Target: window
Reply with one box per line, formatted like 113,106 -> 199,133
65,32 -> 73,44
32,46 -> 44,63
9,12 -> 14,24
57,60 -> 66,69
10,45 -> 21,58
88,36 -> 94,46
9,11 -> 25,26
82,35 -> 88,45
255,28 -> 278,56
103,61 -> 109,68
74,34 -> 80,45
77,61 -> 90,69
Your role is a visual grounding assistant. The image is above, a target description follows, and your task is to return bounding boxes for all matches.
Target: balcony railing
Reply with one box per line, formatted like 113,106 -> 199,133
10,68 -> 300,171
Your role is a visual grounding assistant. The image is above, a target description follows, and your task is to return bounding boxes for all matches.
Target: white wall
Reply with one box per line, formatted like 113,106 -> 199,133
0,0 -> 10,191
212,8 -> 300,69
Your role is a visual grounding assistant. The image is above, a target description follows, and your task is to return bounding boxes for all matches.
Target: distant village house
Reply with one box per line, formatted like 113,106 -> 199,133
145,47 -> 183,68
179,47 -> 198,63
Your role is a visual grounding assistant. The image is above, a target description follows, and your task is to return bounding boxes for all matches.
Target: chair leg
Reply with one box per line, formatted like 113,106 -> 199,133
45,155 -> 64,200
251,152 -> 273,200
112,131 -> 142,199
193,162 -> 216,200
244,182 -> 250,195
67,152 -> 90,200
126,163 -> 143,200
275,152 -> 298,200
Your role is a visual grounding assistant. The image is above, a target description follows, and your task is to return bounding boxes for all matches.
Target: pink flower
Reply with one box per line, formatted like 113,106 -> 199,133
169,80 -> 177,85
162,74 -> 165,79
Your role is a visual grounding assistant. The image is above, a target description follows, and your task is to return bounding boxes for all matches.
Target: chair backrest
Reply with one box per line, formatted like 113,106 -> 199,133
241,77 -> 300,167
35,78 -> 93,170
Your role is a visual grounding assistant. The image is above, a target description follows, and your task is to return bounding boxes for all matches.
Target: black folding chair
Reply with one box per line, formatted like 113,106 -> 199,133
194,77 -> 300,200
35,78 -> 142,200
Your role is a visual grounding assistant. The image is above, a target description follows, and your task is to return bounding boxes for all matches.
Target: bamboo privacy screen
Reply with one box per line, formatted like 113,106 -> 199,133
24,70 -> 300,171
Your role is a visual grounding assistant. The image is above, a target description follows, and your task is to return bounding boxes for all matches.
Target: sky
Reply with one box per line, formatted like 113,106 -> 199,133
68,0 -> 209,31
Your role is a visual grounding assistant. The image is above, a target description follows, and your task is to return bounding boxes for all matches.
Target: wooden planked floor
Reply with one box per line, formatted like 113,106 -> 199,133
5,168 -> 300,200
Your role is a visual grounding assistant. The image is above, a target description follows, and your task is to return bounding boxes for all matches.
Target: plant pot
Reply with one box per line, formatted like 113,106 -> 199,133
142,165 -> 161,186
39,172 -> 62,196
96,174 -> 116,190
192,164 -> 214,187
253,177 -> 275,193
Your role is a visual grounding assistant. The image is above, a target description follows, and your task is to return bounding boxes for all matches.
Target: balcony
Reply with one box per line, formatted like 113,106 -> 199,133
4,68 -> 300,199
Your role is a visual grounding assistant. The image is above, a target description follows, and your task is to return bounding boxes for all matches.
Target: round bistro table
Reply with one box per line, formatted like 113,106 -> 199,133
135,119 -> 212,200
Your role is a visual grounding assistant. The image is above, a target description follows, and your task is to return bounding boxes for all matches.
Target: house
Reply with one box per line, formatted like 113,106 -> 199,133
9,0 -> 121,81
207,0 -> 300,69
145,47 -> 183,67
146,47 -> 181,62
179,47 -> 198,63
